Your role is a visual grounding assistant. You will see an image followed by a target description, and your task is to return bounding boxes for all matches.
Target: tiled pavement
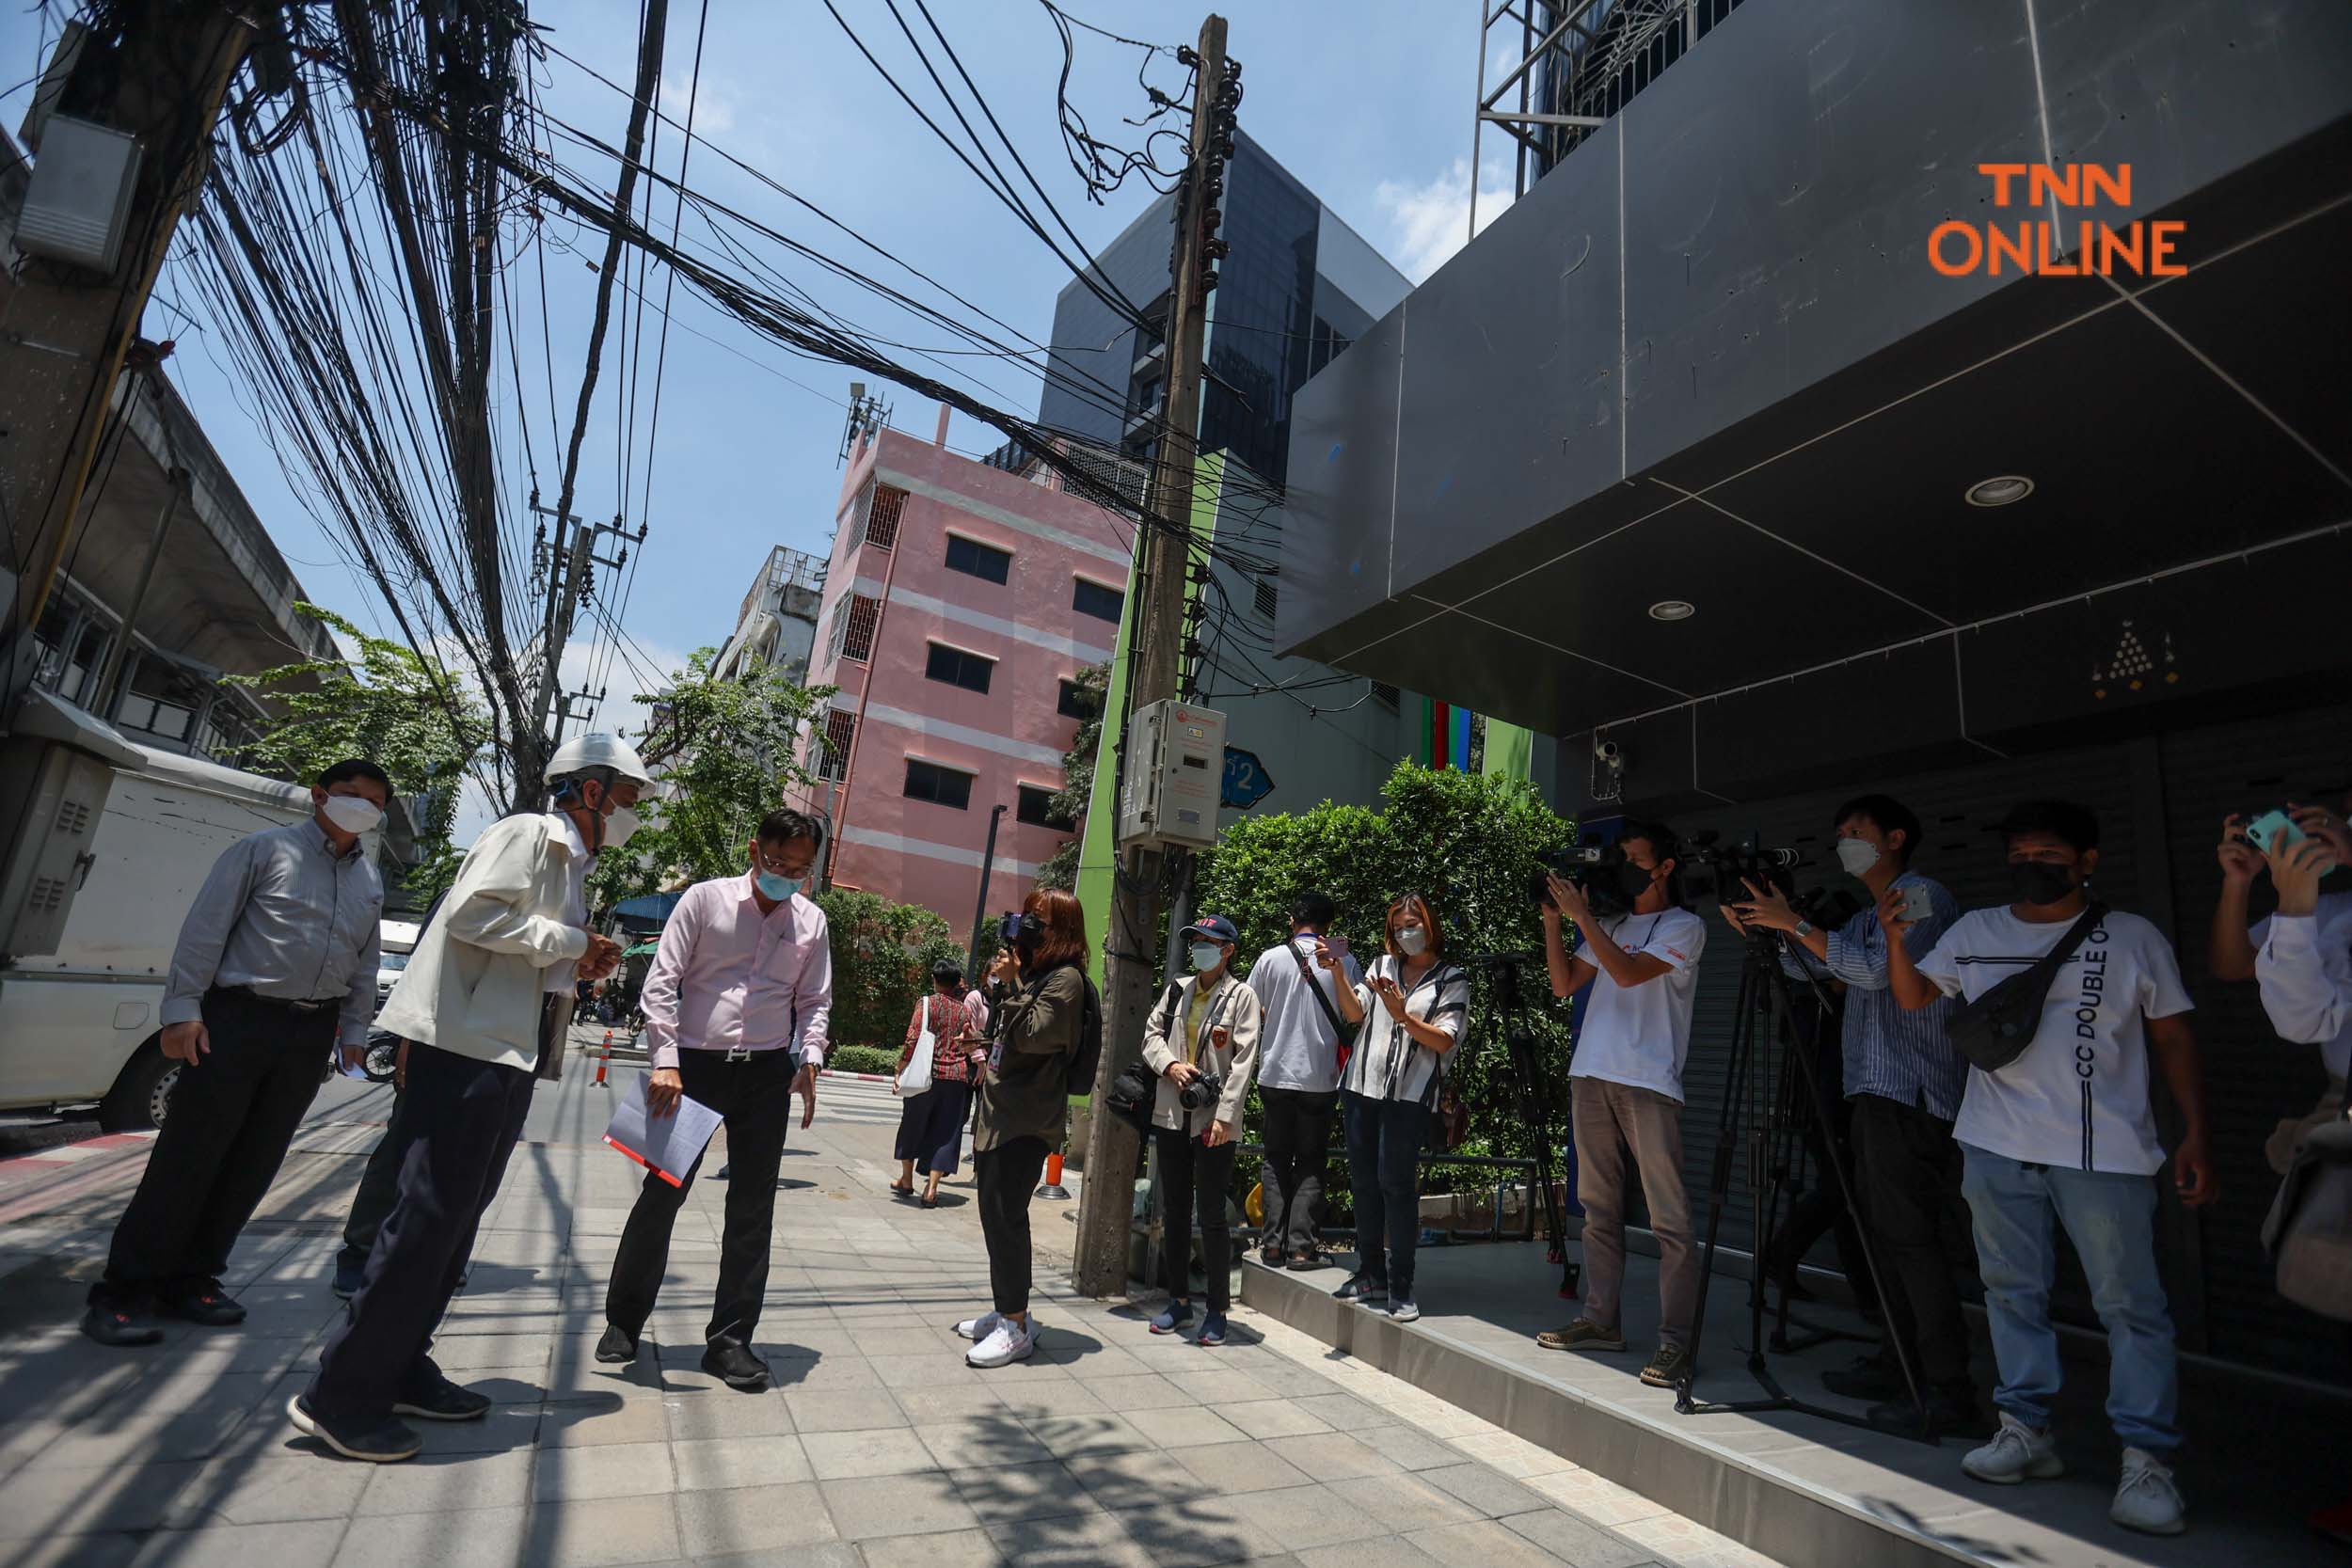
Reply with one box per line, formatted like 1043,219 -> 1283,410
0,1055 -> 1783,1568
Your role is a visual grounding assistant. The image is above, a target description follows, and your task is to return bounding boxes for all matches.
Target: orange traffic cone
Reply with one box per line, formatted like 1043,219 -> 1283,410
594,1032 -> 611,1087
1036,1151 -> 1070,1200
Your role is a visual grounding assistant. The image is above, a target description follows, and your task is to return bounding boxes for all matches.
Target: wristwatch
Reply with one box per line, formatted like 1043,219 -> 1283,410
1793,920 -> 1817,940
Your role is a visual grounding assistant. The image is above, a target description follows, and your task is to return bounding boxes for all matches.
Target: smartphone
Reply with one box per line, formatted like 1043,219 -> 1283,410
2244,809 -> 2306,852
1899,883 -> 1934,923
1327,934 -> 1350,959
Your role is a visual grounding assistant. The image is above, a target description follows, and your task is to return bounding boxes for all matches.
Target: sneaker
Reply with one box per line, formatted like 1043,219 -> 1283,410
2110,1448 -> 2185,1535
1962,1412 -> 2065,1484
1332,1272 -> 1389,1305
1389,1297 -> 1422,1324
1535,1318 -> 1626,1353
954,1310 -> 1003,1342
79,1306 -> 162,1347
1149,1300 -> 1195,1336
330,1262 -> 365,1301
161,1283 -> 246,1326
1820,1354 -> 1899,1402
595,1323 -> 639,1364
286,1393 -> 421,1464
702,1339 -> 771,1391
392,1374 -> 493,1422
967,1316 -> 1037,1369
1199,1312 -> 1230,1346
1640,1342 -> 1692,1387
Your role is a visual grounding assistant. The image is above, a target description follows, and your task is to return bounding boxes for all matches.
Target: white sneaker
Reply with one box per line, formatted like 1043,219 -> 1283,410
954,1310 -> 1002,1342
1389,1298 -> 1421,1323
1962,1412 -> 2065,1484
2110,1448 -> 2185,1535
966,1316 -> 1036,1369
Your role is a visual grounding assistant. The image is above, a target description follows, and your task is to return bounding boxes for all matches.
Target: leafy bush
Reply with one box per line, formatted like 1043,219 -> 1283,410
1193,764 -> 1577,1175
814,888 -> 962,1052
827,1044 -> 898,1077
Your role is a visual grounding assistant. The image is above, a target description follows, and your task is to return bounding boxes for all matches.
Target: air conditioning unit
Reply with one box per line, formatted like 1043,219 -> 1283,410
16,115 -> 141,274
1116,700 -> 1226,851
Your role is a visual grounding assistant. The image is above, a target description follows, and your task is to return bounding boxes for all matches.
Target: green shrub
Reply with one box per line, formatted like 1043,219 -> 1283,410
814,888 -> 961,1053
828,1044 -> 899,1077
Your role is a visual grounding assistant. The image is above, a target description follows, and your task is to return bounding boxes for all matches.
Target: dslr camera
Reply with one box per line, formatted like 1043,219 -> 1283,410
1178,1070 -> 1226,1112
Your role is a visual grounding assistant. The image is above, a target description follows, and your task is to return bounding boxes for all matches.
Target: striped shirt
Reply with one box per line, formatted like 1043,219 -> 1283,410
1783,871 -> 1966,1121
1341,955 -> 1470,1105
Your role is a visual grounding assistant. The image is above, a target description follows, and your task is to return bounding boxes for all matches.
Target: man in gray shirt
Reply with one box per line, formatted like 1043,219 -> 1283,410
1247,892 -> 1362,1269
82,758 -> 391,1347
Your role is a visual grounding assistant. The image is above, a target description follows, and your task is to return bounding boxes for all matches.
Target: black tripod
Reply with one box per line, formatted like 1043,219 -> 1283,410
1462,953 -> 1580,1300
1674,927 -> 1932,1441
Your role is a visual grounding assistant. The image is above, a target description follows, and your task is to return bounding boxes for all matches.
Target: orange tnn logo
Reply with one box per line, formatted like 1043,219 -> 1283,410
1929,165 -> 2185,279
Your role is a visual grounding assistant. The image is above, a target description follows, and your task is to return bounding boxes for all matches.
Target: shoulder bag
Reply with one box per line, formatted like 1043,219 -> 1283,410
1287,939 -> 1360,1074
896,999 -> 937,1097
2263,1109 -> 2352,1322
1947,902 -> 2108,1072
1104,981 -> 1178,1135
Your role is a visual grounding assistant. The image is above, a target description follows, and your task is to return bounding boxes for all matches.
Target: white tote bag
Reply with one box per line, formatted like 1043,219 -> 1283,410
896,1001 -> 937,1096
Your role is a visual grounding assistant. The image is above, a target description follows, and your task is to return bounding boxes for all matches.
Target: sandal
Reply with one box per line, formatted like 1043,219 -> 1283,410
888,1182 -> 914,1198
919,1193 -> 939,1210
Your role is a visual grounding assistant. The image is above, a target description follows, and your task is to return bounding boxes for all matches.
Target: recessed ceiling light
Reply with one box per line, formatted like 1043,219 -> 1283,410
1648,599 -> 1696,622
1965,475 -> 2034,507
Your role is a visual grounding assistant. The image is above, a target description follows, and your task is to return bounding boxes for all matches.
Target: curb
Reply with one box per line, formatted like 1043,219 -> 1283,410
817,1069 -> 896,1084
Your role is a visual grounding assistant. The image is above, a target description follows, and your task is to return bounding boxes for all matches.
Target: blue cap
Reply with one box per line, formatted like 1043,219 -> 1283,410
1183,913 -> 1240,944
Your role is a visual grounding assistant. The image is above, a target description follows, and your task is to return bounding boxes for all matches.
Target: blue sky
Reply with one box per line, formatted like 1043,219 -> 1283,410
5,2 -> 1515,728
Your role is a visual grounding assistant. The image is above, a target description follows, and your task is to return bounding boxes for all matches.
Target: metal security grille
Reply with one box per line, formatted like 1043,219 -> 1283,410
863,485 -> 907,552
815,709 -> 854,782
827,593 -> 880,664
1253,576 -> 1279,621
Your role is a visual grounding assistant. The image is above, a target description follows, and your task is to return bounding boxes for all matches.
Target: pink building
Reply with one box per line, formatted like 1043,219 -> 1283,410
797,413 -> 1132,939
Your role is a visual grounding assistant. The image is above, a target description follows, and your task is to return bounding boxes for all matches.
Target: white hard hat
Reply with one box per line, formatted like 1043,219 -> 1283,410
547,732 -> 653,789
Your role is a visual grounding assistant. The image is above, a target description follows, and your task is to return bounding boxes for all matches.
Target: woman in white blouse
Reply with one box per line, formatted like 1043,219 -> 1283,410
1325,892 -> 1470,1323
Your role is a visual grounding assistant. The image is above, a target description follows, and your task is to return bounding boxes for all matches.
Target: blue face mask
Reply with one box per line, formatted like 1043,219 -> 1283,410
755,871 -> 802,901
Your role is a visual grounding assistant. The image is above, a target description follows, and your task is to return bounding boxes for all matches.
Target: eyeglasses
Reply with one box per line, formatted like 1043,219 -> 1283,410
754,847 -> 815,877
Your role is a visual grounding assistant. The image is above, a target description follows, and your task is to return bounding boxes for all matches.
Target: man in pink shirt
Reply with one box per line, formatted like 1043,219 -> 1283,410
596,809 -> 833,1390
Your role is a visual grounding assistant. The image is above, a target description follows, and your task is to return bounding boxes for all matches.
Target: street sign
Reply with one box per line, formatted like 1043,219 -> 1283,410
1221,746 -> 1273,810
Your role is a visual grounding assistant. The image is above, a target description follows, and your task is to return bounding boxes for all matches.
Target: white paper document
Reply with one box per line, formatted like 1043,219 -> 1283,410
603,1071 -> 723,1186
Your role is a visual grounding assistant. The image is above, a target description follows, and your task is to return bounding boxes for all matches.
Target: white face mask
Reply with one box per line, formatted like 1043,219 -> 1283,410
1394,925 -> 1428,957
1836,838 -> 1882,878
321,795 -> 383,834
1189,942 -> 1223,973
602,804 -> 642,850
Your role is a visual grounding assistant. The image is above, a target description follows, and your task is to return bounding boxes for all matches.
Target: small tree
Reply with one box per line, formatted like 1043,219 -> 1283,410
590,649 -> 831,911
224,601 -> 485,905
1035,661 -> 1108,893
814,887 -> 962,1050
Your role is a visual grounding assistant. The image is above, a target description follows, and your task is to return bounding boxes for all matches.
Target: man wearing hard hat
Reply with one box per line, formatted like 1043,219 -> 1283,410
290,735 -> 646,1464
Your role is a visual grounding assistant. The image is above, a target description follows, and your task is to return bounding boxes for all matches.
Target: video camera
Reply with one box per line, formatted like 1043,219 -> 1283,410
1528,840 -> 1639,917
1679,830 -> 1802,904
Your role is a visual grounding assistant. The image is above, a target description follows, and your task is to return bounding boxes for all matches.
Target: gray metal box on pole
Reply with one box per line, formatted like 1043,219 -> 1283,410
1116,700 -> 1226,851
14,116 -> 142,273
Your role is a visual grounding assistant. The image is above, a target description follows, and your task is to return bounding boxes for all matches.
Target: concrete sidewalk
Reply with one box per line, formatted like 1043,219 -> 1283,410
0,1053 -> 1780,1568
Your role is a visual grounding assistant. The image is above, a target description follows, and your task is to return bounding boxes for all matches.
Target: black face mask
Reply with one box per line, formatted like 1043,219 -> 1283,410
2009,860 -> 2077,907
1618,861 -> 1658,902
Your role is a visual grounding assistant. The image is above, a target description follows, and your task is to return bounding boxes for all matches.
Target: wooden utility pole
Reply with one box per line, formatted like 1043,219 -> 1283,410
1071,13 -> 1233,1295
0,11 -> 253,706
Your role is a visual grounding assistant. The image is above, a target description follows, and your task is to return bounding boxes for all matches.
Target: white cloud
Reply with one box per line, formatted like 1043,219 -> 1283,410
660,70 -> 738,140
1374,156 -> 1518,285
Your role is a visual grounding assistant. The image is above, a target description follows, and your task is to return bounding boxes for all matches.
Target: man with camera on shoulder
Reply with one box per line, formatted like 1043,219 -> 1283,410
1535,821 -> 1708,1389
1725,794 -> 1978,1435
1139,914 -> 1263,1347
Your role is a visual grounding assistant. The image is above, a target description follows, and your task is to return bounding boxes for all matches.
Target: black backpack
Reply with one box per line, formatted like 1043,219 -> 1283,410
1064,969 -> 1105,1097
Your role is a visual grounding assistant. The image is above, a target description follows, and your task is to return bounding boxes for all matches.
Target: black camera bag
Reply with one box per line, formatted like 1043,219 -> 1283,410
1947,902 -> 2106,1072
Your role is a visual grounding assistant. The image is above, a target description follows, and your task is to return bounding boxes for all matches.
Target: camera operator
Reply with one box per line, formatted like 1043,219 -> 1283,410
1535,822 -> 1707,1390
1726,794 -> 1979,1435
1884,800 -> 2213,1537
2213,800 -> 2352,1170
1247,892 -> 1362,1270
1139,915 -> 1263,1346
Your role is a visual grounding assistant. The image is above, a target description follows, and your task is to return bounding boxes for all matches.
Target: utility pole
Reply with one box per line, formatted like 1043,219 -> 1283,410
1,13 -> 253,707
1071,14 -> 1237,1296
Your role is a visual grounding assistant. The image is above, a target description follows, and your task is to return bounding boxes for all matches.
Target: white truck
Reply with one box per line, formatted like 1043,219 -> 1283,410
0,736 -> 328,1130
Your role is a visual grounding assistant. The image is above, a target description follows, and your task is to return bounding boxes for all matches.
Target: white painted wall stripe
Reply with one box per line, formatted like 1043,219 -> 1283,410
828,693 -> 1066,768
886,584 -> 1115,664
876,466 -> 1133,569
839,825 -> 1043,879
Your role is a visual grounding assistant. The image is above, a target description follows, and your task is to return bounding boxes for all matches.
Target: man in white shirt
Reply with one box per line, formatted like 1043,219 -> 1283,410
1247,891 -> 1363,1270
1886,800 -> 2214,1538
2214,800 -> 2352,1168
1534,821 -> 1708,1391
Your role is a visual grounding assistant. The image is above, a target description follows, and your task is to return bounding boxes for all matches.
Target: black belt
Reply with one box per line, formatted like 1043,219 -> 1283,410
219,986 -> 334,1014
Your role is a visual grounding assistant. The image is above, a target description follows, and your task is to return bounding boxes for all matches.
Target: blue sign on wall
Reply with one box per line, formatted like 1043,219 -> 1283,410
1221,747 -> 1274,810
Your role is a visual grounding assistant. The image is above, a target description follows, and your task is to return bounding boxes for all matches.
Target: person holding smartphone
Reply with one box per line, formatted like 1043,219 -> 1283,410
1246,892 -> 1362,1270
1726,794 -> 1977,1435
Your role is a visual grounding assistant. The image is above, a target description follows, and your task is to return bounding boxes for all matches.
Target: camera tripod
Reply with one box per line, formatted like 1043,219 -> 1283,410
1461,952 -> 1580,1300
1674,926 -> 1933,1443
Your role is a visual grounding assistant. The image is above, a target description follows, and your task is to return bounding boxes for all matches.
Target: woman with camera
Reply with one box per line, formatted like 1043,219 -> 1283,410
891,959 -> 989,1209
1330,893 -> 1470,1323
1139,915 -> 1263,1346
960,889 -> 1089,1369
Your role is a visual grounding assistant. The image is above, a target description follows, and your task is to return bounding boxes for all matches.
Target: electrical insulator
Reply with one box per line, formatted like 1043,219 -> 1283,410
1204,238 -> 1230,261
1201,205 -> 1223,233
1200,270 -> 1218,293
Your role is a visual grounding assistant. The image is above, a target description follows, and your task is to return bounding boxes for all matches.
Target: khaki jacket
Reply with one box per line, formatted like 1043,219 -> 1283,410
1140,970 -> 1262,1135
377,814 -> 590,1077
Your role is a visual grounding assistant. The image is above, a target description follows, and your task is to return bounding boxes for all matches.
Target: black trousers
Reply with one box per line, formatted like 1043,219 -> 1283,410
94,989 -> 338,1307
1342,1091 -> 1430,1294
1851,1092 -> 1978,1389
307,1040 -> 535,1423
1155,1125 -> 1239,1313
975,1135 -> 1049,1316
337,1083 -> 411,1275
605,1049 -> 795,1344
1258,1085 -> 1338,1255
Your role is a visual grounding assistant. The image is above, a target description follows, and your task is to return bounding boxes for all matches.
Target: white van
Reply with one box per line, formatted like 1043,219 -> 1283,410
374,918 -> 421,1016
0,743 -> 318,1130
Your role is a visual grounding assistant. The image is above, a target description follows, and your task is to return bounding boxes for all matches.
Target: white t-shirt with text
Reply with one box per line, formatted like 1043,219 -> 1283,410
1568,907 -> 1708,1103
1916,907 -> 2192,1176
